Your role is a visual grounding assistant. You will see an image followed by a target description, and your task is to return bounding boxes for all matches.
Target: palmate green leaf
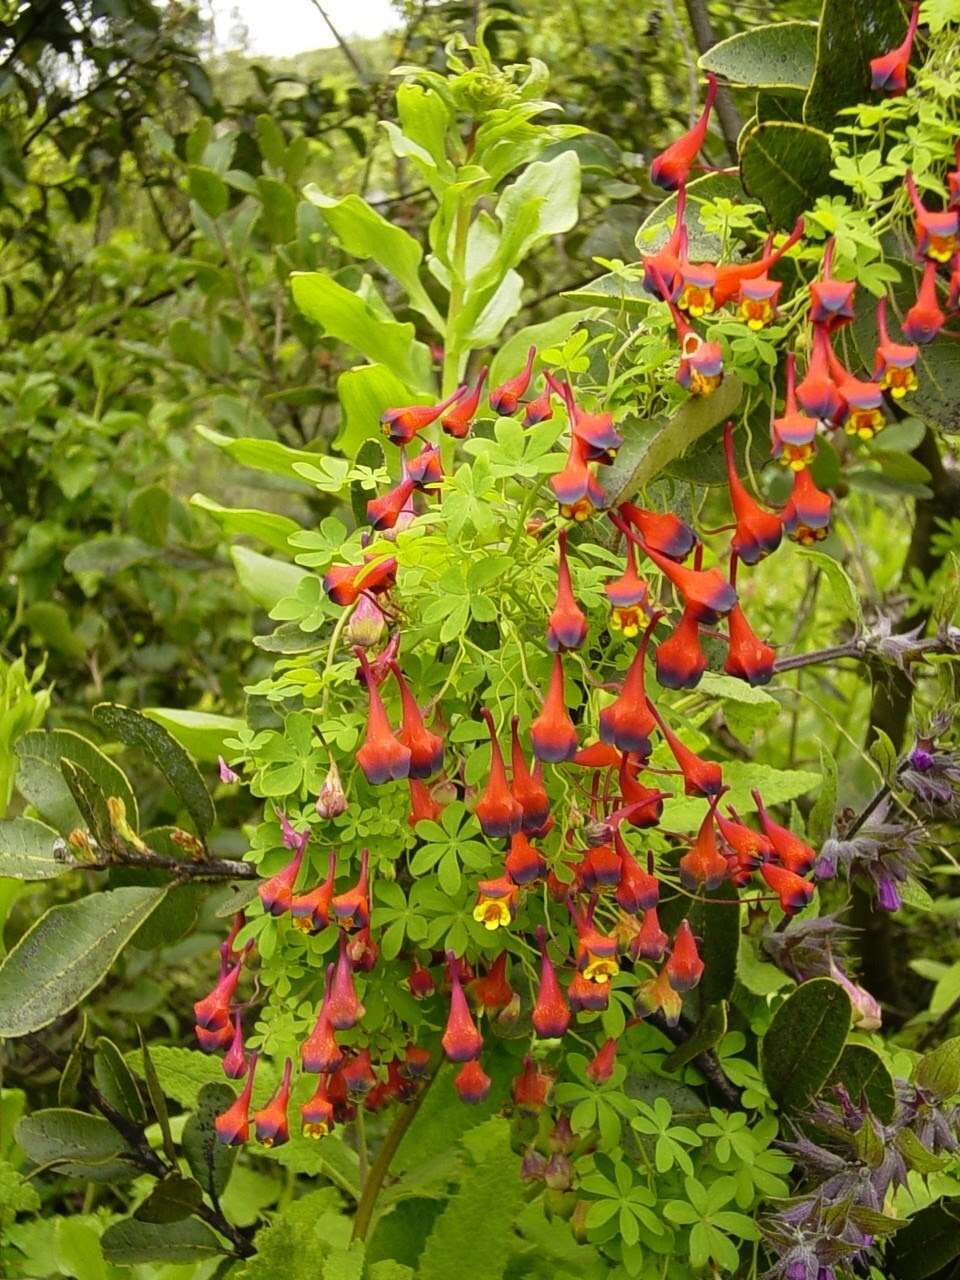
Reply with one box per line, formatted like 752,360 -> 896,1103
699,22 -> 819,89
0,886 -> 167,1037
0,816 -> 65,880
93,703 -> 215,836
760,978 -> 852,1109
803,0 -> 906,132
100,1217 -> 224,1265
15,728 -> 139,835
142,709 -> 247,765
189,493 -> 301,554
739,121 -> 840,229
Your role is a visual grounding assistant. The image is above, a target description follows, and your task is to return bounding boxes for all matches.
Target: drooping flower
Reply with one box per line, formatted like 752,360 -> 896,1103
604,540 -> 648,638
599,614 -> 658,754
468,951 -> 515,1013
531,653 -> 578,764
254,1057 -> 292,1148
348,925 -> 378,972
826,347 -> 887,440
630,904 -> 669,961
578,840 -> 621,889
222,1012 -> 247,1079
441,367 -> 487,438
323,556 -> 397,608
195,1020 -> 233,1053
472,874 -> 520,931
615,833 -> 659,913
665,919 -> 704,992
724,600 -> 776,686
355,649 -> 411,785
454,1058 -> 491,1103
258,840 -> 307,918
340,1048 -> 376,1098
568,968 -> 610,1011
809,239 -> 855,332
618,502 -> 696,562
477,709 -> 524,837
406,442 -> 444,492
650,73 -> 718,190
523,381 -> 554,426
772,352 -> 819,468
716,808 -> 773,864
403,1044 -> 432,1079
902,259 -> 945,344
761,861 -> 815,915
215,1053 -> 258,1146
505,829 -> 547,885
331,847 -> 370,930
569,899 -> 620,983
677,258 -> 718,318
619,520 -> 737,622
490,346 -> 536,416
509,716 -> 551,835
532,926 -> 571,1039
647,697 -> 724,796
714,218 -> 804,309
753,789 -> 816,874
441,951 -> 484,1061
547,528 -> 588,651
618,753 -> 667,825
391,663 -> 443,778
194,958 -> 243,1030
550,433 -> 608,521
723,421 -> 782,563
869,2 -> 919,94
678,801 -> 728,891
367,475 -> 416,532
326,932 -> 365,1030
873,296 -> 918,400
905,170 -> 958,263
512,1055 -> 553,1109
674,320 -> 725,397
549,374 -> 623,462
783,467 -> 832,545
291,848 -> 337,932
643,181 -> 688,299
302,969 -> 344,1074
381,385 -> 467,446
735,272 -> 782,330
300,1077 -> 336,1139
636,964 -> 682,1025
655,607 -> 707,690
407,778 -> 442,827
586,1037 -> 618,1083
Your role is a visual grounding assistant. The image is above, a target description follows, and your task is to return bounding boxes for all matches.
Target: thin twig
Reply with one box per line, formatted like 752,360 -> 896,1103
307,0 -> 369,83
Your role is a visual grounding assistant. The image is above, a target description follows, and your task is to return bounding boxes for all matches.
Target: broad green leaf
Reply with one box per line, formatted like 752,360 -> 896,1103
0,886 -> 167,1037
888,1202 -> 960,1280
135,1175 -> 204,1224
231,546 -> 310,611
126,1045 -> 229,1108
740,121 -> 840,229
336,362 -> 424,459
0,817 -> 65,880
94,1036 -> 146,1124
760,978 -> 852,1109
187,165 -> 228,218
142,709 -> 247,765
800,546 -> 864,627
664,1002 -> 729,1072
100,1217 -> 224,1264
495,149 -> 581,264
189,493 -> 300,554
53,1217 -> 107,1280
914,1035 -> 960,1101
562,271 -> 649,313
692,885 -> 741,1008
182,1082 -> 237,1199
290,271 -> 432,389
803,0 -> 907,132
64,536 -> 156,576
257,176 -> 297,243
15,1109 -> 131,1181
828,1045 -> 895,1122
61,759 -> 112,847
93,703 -> 215,836
699,21 -> 819,88
195,426 -> 319,483
15,728 -> 139,835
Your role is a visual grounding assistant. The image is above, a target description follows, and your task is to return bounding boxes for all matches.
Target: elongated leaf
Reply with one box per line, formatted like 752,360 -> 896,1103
740,121 -> 839,229
797,546 -> 864,629
94,1036 -> 146,1124
58,1014 -> 87,1107
138,1030 -> 177,1163
807,739 -> 838,848
761,978 -> 852,1109
64,535 -> 157,576
182,1082 -> 237,1199
0,886 -> 167,1037
101,1217 -> 224,1264
231,546 -> 310,612
0,817 -> 65,880
142,709 -> 246,765
93,704 -> 215,836
915,1035 -> 960,1102
699,21 -> 818,89
803,0 -> 906,132
61,759 -> 112,847
828,1045 -> 895,1123
189,493 -> 301,553
664,1002 -> 729,1072
15,729 -> 139,835
195,426 -> 319,483
15,1109 -> 132,1181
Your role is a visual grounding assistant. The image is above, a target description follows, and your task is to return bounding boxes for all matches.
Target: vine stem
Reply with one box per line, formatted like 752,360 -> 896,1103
351,1059 -> 442,1242
62,841 -> 256,880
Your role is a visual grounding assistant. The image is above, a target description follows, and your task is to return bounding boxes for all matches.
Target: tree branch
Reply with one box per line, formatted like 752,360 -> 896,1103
61,840 -> 256,881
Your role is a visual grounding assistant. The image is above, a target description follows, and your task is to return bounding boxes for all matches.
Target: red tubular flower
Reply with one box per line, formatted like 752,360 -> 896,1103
650,74 -> 718,190
382,385 -> 467,446
677,259 -> 718,318
725,602 -> 776,686
490,346 -> 536,415
258,841 -> 306,918
531,653 -> 578,764
874,296 -> 918,399
795,326 -> 845,425
510,716 -> 551,835
408,959 -> 435,999
523,382 -> 554,426
254,1058 -> 292,1148
643,181 -> 688,299
548,375 -> 623,462
599,614 -> 658,754
666,919 -> 704,992
356,649 -> 411,786
903,259 -> 945,344
326,932 -> 365,1030
454,1058 -> 491,1104
442,952 -> 484,1061
570,898 -> 620,983
949,253 -> 960,311
809,239 -> 856,332
342,1048 -> 376,1098
618,754 -> 666,825
194,960 -> 242,1030
586,1038 -> 618,1084
772,353 -> 819,469
472,874 -> 520,931
679,802 -> 728,891
547,528 -> 588,651
532,926 -> 571,1038
404,1044 -> 432,1078
391,663 -> 443,779
322,556 -> 397,608
905,170 -> 958,264
615,833 -> 659,913
326,1068 -> 355,1124
406,443 -> 444,492
579,842 -> 622,889
752,789 -> 816,874
505,830 -> 547,885
512,1055 -> 553,1109
550,433 -> 608,521
630,905 -> 669,961
870,2 -> 919,94
300,1078 -> 336,1139
783,467 -> 832,545
647,697 -> 724,797
676,328 -> 724,398
477,709 -> 524,837
714,218 -> 804,308
408,778 -> 442,827
196,1021 -> 234,1052
761,862 -> 815,915
826,347 -> 887,440
223,1012 -> 247,1079
468,952 -> 515,1013
367,475 -> 416,532
716,808 -> 773,865
442,367 -> 487,438
723,422 -> 782,563
655,607 -> 707,690
302,972 -> 344,1074
636,965 -> 682,1026
617,519 -> 736,622
215,1053 -> 257,1146
574,741 -> 621,768
331,848 -> 370,930
348,925 -> 379,972
291,849 -> 337,932
619,502 -> 697,563
570,968 -> 611,1011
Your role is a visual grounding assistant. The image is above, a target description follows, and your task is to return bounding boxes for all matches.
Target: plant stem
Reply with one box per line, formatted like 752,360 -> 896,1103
64,841 -> 256,881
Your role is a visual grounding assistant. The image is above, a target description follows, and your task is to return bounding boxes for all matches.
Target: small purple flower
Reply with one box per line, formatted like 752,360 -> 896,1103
218,756 -> 240,785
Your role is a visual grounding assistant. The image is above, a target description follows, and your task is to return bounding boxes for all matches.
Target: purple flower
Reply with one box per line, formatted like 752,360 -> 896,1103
218,756 -> 240,785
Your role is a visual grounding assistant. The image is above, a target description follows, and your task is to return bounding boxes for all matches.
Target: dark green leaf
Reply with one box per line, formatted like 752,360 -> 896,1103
61,758 -> 113,847
828,1045 -> 895,1122
699,21 -> 818,89
101,1216 -> 225,1264
739,121 -> 840,229
760,978 -> 852,1109
803,0 -> 908,132
138,1030 -> 177,1164
888,1202 -> 960,1280
15,1109 -> 131,1181
664,1002 -> 729,1072
135,1175 -> 204,1223
94,1036 -> 146,1124
183,1082 -> 238,1199
15,728 -> 139,836
58,1014 -> 87,1108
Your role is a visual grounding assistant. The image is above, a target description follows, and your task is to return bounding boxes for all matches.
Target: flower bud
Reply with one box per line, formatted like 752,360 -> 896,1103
345,593 -> 386,648
315,761 -> 347,818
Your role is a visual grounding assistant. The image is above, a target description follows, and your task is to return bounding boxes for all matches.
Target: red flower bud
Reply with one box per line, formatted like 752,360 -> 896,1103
406,442 -> 444,492
254,1057 -> 292,1148
392,663 -> 443,778
356,649 -> 411,785
442,368 -> 487,438
322,556 -> 397,607
468,951 -> 514,1013
442,952 -> 484,1061
331,847 -> 370,930
512,1055 -> 553,1109
772,352 -> 818,464
809,239 -> 855,332
531,653 -> 578,764
752,789 -> 816,874
873,297 -> 919,401
510,717 -> 551,834
678,802 -> 728,891
476,709 -> 523,837
505,830 -> 547,885
903,259 -> 945,344
666,919 -> 704,993
796,325 -> 845,423
196,1021 -> 234,1053
722,422 -> 782,564
302,968 -> 344,1074
715,809 -> 773,865
614,833 -> 659,913
342,1048 -> 376,1098
647,698 -> 724,797
547,528 -> 588,651
586,1037 -> 618,1083
599,614 -> 658,755
258,840 -> 306,918
194,961 -> 242,1030
724,602 -> 775,687
761,861 -> 815,915
783,467 -> 832,545
490,346 -> 535,416
655,607 -> 707,690
454,1057 -> 491,1104
222,1012 -> 247,1079
403,1044 -> 432,1078
523,382 -> 554,426
215,1053 -> 257,1146
568,968 -> 610,1011
291,848 -> 337,932
326,932 -> 365,1030
532,926 -> 571,1039
408,959 -> 435,999
650,74 -> 717,191
381,385 -> 467,446
367,475 -> 416,532
630,905 -> 669,961
408,778 -> 442,826
869,2 -> 919,94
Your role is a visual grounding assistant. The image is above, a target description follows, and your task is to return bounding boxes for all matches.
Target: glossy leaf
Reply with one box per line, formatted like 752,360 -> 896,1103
699,21 -> 819,88
803,0 -> 907,131
100,1217 -> 224,1264
739,121 -> 839,228
0,817 -> 65,880
142,709 -> 247,765
761,978 -> 852,1109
